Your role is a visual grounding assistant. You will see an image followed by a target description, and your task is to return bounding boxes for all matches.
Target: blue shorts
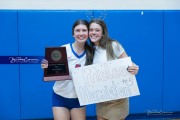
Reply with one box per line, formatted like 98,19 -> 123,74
52,91 -> 84,110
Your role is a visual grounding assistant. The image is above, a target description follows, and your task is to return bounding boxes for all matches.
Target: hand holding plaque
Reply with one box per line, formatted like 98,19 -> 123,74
43,47 -> 71,81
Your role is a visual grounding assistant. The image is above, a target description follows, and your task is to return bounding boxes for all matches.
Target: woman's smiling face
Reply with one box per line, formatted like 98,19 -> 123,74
89,23 -> 103,46
73,24 -> 88,43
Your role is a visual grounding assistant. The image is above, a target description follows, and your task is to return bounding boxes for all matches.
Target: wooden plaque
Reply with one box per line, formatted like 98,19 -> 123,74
44,47 -> 71,81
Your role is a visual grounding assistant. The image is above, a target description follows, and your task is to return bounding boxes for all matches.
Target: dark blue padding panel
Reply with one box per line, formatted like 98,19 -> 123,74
0,11 -> 18,55
0,65 -> 20,119
163,11 -> 180,112
0,11 -> 20,119
94,11 -> 164,113
18,10 -> 91,55
18,10 -> 95,119
20,65 -> 54,119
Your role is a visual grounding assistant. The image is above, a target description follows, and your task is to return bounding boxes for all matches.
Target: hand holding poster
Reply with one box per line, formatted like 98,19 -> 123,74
72,57 -> 140,106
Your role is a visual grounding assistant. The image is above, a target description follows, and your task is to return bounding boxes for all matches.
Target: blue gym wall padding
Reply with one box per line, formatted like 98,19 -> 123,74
0,10 -> 180,119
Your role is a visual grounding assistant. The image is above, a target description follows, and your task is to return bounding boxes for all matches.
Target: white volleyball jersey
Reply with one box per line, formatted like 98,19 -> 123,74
53,43 -> 86,98
93,41 -> 125,64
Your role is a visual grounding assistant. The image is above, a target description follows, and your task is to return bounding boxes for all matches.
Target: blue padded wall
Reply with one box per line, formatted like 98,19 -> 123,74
0,10 -> 180,119
163,11 -> 180,112
94,11 -> 164,113
0,11 -> 19,55
0,11 -> 20,119
18,10 -> 95,119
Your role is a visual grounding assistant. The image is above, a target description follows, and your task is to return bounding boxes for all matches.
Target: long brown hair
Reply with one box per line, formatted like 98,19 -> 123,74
72,20 -> 93,65
89,19 -> 119,60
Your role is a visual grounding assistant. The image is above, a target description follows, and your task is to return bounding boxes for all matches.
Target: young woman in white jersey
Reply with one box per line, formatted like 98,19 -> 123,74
42,20 -> 93,120
88,19 -> 139,120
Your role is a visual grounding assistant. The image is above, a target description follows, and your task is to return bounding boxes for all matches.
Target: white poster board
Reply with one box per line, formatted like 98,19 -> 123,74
72,57 -> 140,106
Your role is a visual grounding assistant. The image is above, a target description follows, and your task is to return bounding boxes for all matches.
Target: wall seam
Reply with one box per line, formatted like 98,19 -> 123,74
16,10 -> 22,120
162,11 -> 165,112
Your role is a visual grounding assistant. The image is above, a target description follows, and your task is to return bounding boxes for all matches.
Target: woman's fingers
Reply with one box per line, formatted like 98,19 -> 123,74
127,65 -> 139,75
41,63 -> 48,68
41,59 -> 48,64
41,59 -> 48,69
